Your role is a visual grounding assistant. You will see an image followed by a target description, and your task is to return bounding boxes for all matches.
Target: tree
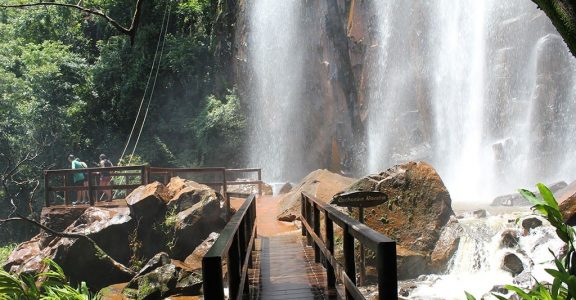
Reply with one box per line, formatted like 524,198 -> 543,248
532,0 -> 576,57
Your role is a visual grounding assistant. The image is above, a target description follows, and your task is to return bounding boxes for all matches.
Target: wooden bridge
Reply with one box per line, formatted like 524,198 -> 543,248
43,166 -> 398,299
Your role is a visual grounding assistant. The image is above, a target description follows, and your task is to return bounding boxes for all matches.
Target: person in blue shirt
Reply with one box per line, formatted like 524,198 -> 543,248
68,154 -> 88,204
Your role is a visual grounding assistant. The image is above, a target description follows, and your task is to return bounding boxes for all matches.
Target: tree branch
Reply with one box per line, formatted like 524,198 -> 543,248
0,0 -> 145,44
532,0 -> 576,57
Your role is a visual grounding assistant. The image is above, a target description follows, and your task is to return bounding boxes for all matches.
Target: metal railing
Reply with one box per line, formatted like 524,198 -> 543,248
202,194 -> 257,300
301,192 -> 398,300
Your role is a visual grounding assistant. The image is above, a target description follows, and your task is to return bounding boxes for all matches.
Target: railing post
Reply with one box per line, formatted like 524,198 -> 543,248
202,256 -> 224,299
87,170 -> 94,206
343,224 -> 356,300
143,166 -> 150,185
377,241 -> 398,300
222,169 -> 229,220
228,232 -> 241,300
325,216 -> 336,290
305,198 -> 312,246
44,171 -> 50,207
64,174 -> 70,206
257,169 -> 262,196
313,204 -> 321,263
301,194 -> 306,236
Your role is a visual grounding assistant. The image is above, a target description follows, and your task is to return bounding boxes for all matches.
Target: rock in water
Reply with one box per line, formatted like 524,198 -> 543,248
341,161 -> 455,279
491,181 -> 567,206
501,253 -> 524,275
277,169 -> 356,222
521,217 -> 543,232
430,217 -> 462,273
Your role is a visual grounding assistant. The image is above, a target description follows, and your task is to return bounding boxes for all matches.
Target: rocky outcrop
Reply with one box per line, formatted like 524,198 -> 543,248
337,161 -> 455,279
5,178 -> 226,296
277,169 -> 356,222
226,179 -> 273,196
184,232 -> 219,271
491,181 -> 567,206
501,229 -> 519,248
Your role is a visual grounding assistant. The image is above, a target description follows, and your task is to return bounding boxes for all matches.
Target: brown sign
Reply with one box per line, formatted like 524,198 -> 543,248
331,191 -> 388,208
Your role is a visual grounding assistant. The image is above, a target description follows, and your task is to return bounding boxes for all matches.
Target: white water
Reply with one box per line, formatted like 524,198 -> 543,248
367,0 -> 576,204
246,0 -> 306,182
405,212 -> 564,299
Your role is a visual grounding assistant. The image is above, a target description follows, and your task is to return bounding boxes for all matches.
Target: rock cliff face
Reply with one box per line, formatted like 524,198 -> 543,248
235,0 -> 374,175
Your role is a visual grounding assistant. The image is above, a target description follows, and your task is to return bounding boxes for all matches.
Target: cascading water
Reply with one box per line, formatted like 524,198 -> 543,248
403,211 -> 564,299
367,0 -> 576,204
246,0 -> 306,182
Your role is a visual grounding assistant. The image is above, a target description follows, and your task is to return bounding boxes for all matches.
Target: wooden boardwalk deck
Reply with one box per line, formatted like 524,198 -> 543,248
250,196 -> 337,300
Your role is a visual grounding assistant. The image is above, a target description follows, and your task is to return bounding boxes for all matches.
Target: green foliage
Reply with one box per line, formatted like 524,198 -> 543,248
466,183 -> 576,300
0,258 -> 95,299
0,243 -> 16,265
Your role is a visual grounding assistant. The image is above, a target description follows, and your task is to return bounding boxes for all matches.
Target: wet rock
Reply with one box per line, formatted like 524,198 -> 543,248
492,181 -> 567,206
184,232 -> 219,270
490,285 -> 510,295
521,217 -> 543,232
171,197 -> 225,260
430,218 -> 462,273
502,253 -> 524,275
500,229 -> 519,248
227,179 -> 273,196
127,182 -> 171,220
277,169 -> 355,222
278,182 -> 293,194
472,209 -> 487,218
396,246 -> 429,280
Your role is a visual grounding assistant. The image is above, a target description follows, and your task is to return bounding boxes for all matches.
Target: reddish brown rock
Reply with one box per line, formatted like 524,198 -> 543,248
557,180 -> 576,225
342,161 -> 455,279
39,206 -> 87,247
3,238 -> 42,272
167,179 -> 223,213
126,181 -> 171,220
430,217 -> 462,273
184,232 -> 219,271
277,169 -> 356,222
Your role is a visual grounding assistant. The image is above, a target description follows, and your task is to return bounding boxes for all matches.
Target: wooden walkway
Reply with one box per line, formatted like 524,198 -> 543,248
248,196 -> 337,300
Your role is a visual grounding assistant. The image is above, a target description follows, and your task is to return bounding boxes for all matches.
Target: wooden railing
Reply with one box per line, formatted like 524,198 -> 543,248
301,192 -> 398,300
44,165 -> 149,207
43,166 -> 263,208
202,194 -> 257,300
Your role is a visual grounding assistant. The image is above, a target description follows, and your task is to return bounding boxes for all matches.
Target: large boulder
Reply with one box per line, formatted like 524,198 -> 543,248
126,181 -> 171,220
184,232 -> 220,271
64,207 -> 134,265
338,161 -> 454,279
51,236 -> 135,291
39,206 -> 87,247
171,197 -> 225,260
277,169 -> 356,222
166,177 -> 223,213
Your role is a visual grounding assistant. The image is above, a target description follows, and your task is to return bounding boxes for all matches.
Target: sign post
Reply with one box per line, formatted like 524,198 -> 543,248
332,191 -> 388,286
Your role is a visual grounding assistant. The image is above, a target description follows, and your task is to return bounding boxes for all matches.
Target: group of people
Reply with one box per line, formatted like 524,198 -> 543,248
67,154 -> 114,205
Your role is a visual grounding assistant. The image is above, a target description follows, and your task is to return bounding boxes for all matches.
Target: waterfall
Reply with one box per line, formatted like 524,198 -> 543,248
246,0 -> 306,182
367,0 -> 576,203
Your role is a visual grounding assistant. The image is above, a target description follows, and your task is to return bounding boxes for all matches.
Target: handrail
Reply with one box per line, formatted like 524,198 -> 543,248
202,194 -> 257,300
300,192 -> 398,300
43,166 -> 263,209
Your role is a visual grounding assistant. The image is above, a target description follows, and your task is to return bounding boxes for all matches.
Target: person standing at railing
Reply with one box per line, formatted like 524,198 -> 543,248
68,154 -> 88,205
98,154 -> 113,201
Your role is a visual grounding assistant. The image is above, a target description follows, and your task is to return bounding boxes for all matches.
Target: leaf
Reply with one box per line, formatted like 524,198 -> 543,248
519,188 -> 544,206
537,183 -> 560,210
465,291 -> 477,300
